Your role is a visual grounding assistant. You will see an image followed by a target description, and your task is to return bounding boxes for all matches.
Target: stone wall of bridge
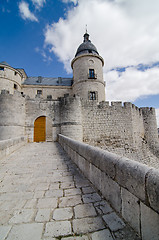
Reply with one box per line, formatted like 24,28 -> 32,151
58,134 -> 159,240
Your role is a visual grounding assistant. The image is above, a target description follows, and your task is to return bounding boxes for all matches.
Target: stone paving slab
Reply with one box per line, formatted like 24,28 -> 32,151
0,142 -> 141,240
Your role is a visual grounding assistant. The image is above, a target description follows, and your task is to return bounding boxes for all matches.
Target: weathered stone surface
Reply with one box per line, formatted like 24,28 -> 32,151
64,188 -> 81,196
141,202 -> 159,240
146,168 -> 159,212
45,189 -> 63,198
102,212 -> 126,232
35,209 -> 51,222
121,188 -> 140,235
82,193 -> 101,203
61,236 -> 89,240
0,142 -> 145,239
82,186 -> 95,194
115,157 -> 149,201
44,221 -> 72,237
91,229 -> 114,240
101,172 -> 122,213
113,226 -> 141,240
59,195 -> 82,207
9,209 -> 35,224
74,203 -> 97,218
37,198 -> 58,209
53,207 -> 73,220
73,216 -> 105,234
94,200 -> 113,215
0,225 -> 12,240
6,223 -> 43,240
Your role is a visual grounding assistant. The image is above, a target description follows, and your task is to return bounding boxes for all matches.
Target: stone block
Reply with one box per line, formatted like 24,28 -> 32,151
146,168 -> 159,212
74,203 -> 97,218
141,202 -> 159,240
91,229 -> 114,240
94,200 -> 113,215
101,172 -> 122,213
7,223 -> 43,240
115,157 -> 149,201
35,209 -> 51,222
9,209 -> 35,224
89,164 -> 102,190
53,207 -> 73,220
37,198 -> 57,208
73,216 -> 105,234
121,187 -> 140,235
44,221 -> 72,238
0,225 -> 12,240
82,192 -> 101,203
59,195 -> 82,207
102,212 -> 126,232
65,188 -> 81,196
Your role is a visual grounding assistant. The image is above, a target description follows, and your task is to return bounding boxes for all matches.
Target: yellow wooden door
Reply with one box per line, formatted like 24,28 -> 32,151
34,116 -> 46,142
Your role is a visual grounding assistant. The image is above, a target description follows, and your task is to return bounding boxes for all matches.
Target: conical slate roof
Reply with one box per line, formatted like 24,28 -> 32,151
75,32 -> 99,57
0,61 -> 11,67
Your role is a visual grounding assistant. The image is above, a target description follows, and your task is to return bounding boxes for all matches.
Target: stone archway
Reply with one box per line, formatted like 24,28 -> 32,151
34,116 -> 52,142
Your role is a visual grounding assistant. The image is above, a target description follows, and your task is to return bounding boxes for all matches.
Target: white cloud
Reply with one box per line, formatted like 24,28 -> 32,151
31,0 -> 46,9
105,67 -> 159,102
19,1 -> 38,22
35,47 -> 53,63
44,0 -> 159,102
62,0 -> 78,5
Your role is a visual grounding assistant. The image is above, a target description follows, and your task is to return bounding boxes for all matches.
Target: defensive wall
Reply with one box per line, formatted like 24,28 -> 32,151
0,90 -> 26,141
58,134 -> 159,240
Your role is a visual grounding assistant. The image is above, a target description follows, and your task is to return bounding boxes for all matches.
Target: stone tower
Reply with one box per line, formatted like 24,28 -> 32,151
71,32 -> 105,102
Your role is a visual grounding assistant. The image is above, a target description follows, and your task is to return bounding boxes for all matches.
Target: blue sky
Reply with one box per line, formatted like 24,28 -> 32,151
1,0 -> 159,125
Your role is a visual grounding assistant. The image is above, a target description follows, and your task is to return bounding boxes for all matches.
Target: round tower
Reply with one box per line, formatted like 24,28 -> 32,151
71,32 -> 105,102
0,61 -> 26,94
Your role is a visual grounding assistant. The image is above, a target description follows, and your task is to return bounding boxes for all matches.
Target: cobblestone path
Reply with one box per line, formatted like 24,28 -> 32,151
0,142 -> 140,240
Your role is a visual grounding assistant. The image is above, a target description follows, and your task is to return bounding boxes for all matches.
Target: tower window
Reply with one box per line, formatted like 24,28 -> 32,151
0,67 -> 4,71
37,90 -> 42,95
88,91 -> 98,100
14,84 -> 17,89
88,69 -> 97,79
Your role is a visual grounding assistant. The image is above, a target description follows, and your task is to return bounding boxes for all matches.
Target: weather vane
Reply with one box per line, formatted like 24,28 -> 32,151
86,24 -> 88,33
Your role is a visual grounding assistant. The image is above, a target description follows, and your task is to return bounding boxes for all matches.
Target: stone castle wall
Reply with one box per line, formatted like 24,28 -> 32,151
0,66 -> 22,94
81,101 -> 144,149
22,85 -> 72,100
0,90 -> 25,140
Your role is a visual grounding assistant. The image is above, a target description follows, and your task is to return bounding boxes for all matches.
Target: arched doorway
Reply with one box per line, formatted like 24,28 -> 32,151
34,116 -> 52,142
34,116 -> 46,142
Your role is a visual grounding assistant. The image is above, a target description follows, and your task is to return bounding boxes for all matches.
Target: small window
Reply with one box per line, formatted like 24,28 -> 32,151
88,91 -> 98,100
14,84 -> 17,90
15,71 -> 17,75
47,95 -> 52,100
37,90 -> 42,95
88,69 -> 97,79
0,67 -> 4,71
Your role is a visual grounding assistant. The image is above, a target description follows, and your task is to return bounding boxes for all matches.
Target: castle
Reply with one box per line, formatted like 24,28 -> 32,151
0,32 -> 159,167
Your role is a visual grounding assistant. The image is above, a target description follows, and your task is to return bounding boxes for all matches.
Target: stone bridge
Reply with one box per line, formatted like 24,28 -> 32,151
0,136 -> 159,240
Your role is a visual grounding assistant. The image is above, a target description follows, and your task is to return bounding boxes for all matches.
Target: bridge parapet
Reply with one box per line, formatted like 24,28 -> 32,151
58,134 -> 159,240
0,136 -> 27,159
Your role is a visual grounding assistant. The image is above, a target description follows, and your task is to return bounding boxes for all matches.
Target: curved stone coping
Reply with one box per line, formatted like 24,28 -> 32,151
0,136 -> 27,159
58,134 -> 159,214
